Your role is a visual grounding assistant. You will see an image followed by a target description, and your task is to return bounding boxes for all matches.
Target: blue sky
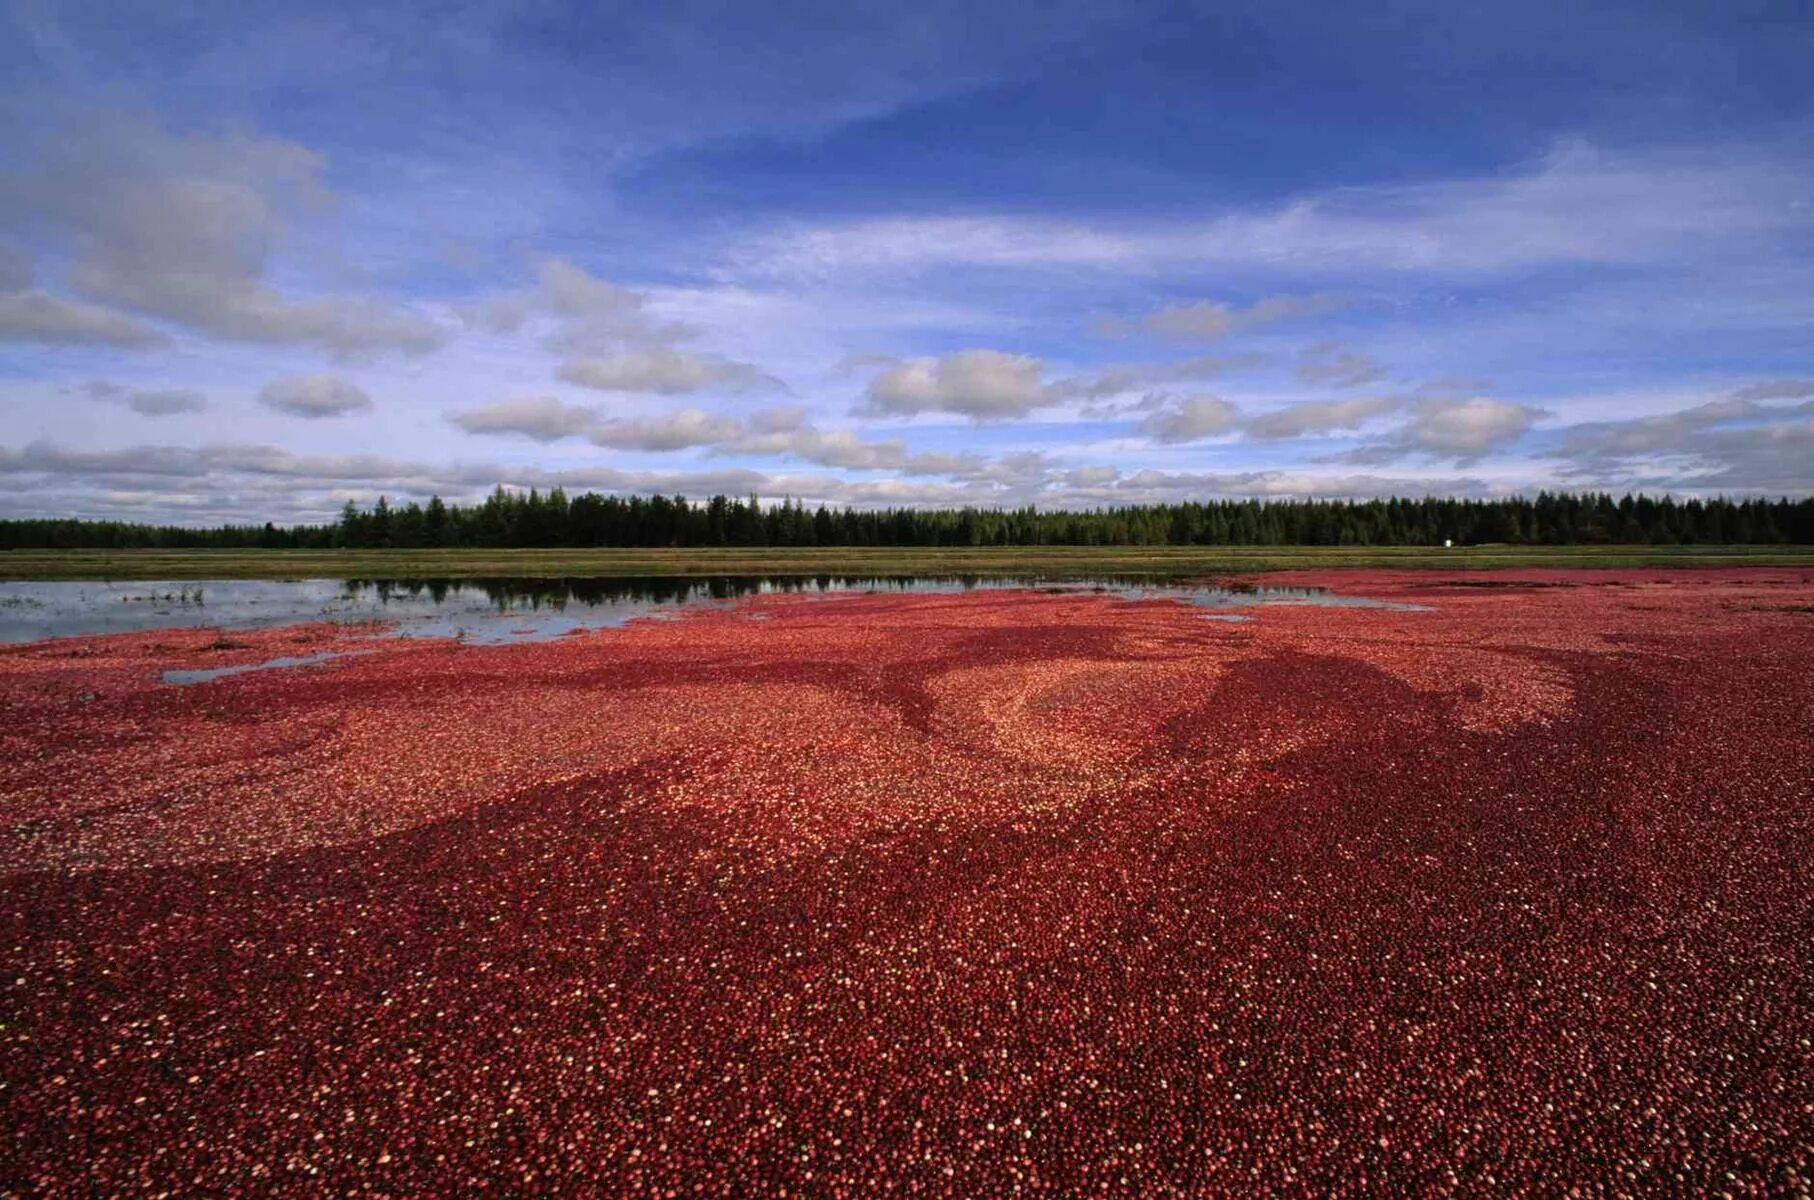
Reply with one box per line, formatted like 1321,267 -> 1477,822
2,0 -> 1810,523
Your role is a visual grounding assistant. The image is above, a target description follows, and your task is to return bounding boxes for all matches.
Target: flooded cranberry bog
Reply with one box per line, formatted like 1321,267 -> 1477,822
2,568 -> 1810,1195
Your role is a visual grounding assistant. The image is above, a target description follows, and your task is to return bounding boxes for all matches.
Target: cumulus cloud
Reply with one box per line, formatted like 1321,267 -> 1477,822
471,257 -> 779,395
1046,354 -> 1264,406
1729,379 -> 1814,402
258,374 -> 374,418
451,397 -> 744,451
1063,465 -> 1121,487
861,349 -> 1046,419
5,111 -> 441,357
1115,293 -> 1341,341
0,249 -> 164,347
449,397 -> 598,442
722,421 -> 988,475
449,395 -> 971,473
588,410 -> 745,451
558,348 -> 777,395
727,422 -> 901,469
72,380 -> 207,416
0,243 -> 30,292
1295,342 -> 1385,388
1392,401 -> 1539,462
535,258 -> 648,323
746,405 -> 811,434
125,389 -> 209,416
0,436 -> 1527,528
0,290 -> 167,347
1242,394 -> 1403,439
477,257 -> 676,349
1679,420 -> 1814,492
0,439 -> 782,523
1333,396 -> 1544,463
1095,467 -> 1509,503
1405,397 -> 1544,458
1135,394 -> 1240,443
1549,386 -> 1814,490
0,438 -> 1010,526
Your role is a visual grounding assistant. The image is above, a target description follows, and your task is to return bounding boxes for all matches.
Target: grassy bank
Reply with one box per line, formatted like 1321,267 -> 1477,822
4,544 -> 1813,580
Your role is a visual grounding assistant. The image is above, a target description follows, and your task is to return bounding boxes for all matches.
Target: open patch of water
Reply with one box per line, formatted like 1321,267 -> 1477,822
0,575 -> 1428,646
162,650 -> 366,686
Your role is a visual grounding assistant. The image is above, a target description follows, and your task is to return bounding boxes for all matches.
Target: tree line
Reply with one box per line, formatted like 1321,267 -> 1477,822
4,489 -> 1811,550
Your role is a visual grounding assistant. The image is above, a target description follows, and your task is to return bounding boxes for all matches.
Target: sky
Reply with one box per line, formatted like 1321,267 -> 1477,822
1,0 -> 1811,525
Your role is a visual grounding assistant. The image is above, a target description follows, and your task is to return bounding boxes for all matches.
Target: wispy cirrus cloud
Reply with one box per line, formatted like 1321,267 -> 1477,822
733,142 -> 1808,281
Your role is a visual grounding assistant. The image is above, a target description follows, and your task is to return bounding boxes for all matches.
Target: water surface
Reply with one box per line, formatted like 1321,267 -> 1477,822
1,575 -> 1427,645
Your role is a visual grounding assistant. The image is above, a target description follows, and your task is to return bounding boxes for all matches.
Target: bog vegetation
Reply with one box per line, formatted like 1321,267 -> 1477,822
4,489 -> 1812,551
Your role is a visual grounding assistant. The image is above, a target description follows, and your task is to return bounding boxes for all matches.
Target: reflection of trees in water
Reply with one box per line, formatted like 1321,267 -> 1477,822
336,574 -> 1209,611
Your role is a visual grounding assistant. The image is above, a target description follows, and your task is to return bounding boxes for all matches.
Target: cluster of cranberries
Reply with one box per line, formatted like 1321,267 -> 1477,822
4,569 -> 1809,1195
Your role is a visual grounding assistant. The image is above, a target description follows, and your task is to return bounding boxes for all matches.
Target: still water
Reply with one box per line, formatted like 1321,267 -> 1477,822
0,575 -> 1428,645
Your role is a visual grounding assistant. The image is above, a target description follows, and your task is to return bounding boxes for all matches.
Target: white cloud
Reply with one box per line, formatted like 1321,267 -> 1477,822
0,439 -> 774,522
6,111 -> 442,357
535,257 -> 647,323
1135,394 -> 1240,443
1730,379 -> 1814,403
448,395 -> 974,473
747,405 -> 811,434
558,348 -> 777,395
1049,355 -> 1265,407
1405,397 -> 1543,456
861,349 -> 1046,419
449,397 -> 598,442
473,257 -> 779,394
74,381 -> 210,416
258,373 -> 374,418
1242,394 -> 1403,439
0,290 -> 166,346
450,396 -> 744,451
1336,396 -> 1544,463
0,243 -> 30,292
1295,342 -> 1386,388
588,409 -> 746,451
722,422 -> 987,475
736,142 -> 1807,280
477,257 -> 678,350
1551,387 -> 1814,492
0,437 -> 1531,528
1114,293 -> 1340,341
1080,467 -> 1506,502
124,389 -> 208,416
